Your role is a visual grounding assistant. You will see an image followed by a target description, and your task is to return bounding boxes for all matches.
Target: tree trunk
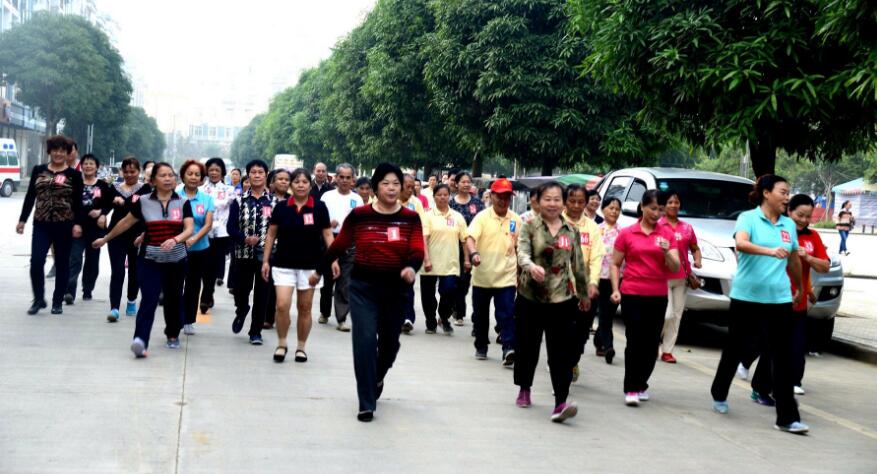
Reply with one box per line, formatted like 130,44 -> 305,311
472,151 -> 482,177
541,157 -> 555,177
750,134 -> 777,177
423,162 -> 434,179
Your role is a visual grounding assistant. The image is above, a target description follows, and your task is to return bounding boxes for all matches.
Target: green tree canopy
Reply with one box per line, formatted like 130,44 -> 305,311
571,0 -> 877,177
230,114 -> 266,169
119,107 -> 165,162
0,12 -> 131,141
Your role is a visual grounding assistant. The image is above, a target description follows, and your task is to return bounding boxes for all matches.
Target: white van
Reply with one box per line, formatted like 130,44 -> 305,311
0,138 -> 22,197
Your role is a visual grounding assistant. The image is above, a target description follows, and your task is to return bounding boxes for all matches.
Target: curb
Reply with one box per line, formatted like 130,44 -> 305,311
844,274 -> 877,280
829,337 -> 877,365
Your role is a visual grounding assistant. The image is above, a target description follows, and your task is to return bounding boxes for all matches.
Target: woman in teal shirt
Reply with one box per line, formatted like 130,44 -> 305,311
178,160 -> 215,335
710,174 -> 806,434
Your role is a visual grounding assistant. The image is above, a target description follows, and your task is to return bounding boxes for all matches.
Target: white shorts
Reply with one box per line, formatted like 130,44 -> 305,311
271,267 -> 323,289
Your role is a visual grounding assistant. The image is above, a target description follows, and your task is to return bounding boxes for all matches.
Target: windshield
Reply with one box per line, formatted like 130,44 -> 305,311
656,178 -> 753,220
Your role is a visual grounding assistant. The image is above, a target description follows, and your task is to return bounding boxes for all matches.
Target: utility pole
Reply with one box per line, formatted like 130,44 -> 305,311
86,123 -> 94,153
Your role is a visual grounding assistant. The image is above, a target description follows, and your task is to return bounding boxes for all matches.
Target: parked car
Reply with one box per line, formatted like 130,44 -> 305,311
594,167 -> 843,340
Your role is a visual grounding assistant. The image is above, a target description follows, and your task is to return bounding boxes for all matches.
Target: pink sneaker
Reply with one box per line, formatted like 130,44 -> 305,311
516,388 -> 532,408
551,402 -> 578,423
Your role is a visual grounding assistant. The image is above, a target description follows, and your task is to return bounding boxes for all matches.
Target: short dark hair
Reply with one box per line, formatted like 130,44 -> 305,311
637,189 -> 661,218
454,171 -> 472,184
46,135 -> 72,154
269,168 -> 292,183
433,183 -> 450,195
566,184 -> 586,201
231,168 -> 242,175
601,196 -> 621,210
205,157 -> 226,177
749,174 -> 788,205
289,167 -> 312,184
68,138 -> 78,151
535,181 -> 565,201
659,189 -> 680,206
150,162 -> 175,181
143,160 -> 155,169
245,159 -> 269,174
179,160 -> 206,183
355,177 -> 370,188
789,194 -> 814,212
80,153 -> 99,166
370,163 -> 404,194
120,156 -> 140,170
585,188 -> 600,200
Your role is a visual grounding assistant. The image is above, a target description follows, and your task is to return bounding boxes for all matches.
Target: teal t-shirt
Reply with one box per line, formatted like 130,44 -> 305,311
177,189 -> 215,252
729,207 -> 798,304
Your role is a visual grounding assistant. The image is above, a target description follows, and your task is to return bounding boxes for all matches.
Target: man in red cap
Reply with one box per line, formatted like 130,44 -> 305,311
465,178 -> 522,367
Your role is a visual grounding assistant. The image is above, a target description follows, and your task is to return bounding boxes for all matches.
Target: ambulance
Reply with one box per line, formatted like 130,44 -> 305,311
0,138 -> 21,197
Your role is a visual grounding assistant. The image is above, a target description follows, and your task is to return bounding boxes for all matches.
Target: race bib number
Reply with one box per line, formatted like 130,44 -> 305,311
509,220 -> 517,233
92,187 -> 101,198
447,218 -> 455,227
580,233 -> 590,246
556,235 -> 571,250
350,199 -> 358,209
53,174 -> 67,185
408,203 -> 416,210
387,226 -> 400,242
804,241 -> 814,253
262,206 -> 272,218
469,204 -> 477,215
195,204 -> 205,215
303,213 -> 314,225
674,232 -> 683,241
781,230 -> 791,244
170,208 -> 182,221
218,192 -> 226,200
131,194 -> 140,203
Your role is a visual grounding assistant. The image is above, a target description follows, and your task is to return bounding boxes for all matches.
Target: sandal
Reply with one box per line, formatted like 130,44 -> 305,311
294,349 -> 308,363
273,346 -> 288,363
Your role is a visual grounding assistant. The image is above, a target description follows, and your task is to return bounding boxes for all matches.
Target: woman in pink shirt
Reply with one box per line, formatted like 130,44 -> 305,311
658,190 -> 702,363
610,190 -> 681,406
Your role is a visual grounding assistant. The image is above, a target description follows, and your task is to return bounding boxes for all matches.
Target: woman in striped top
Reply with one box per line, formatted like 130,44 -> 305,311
94,163 -> 194,358
311,163 -> 425,422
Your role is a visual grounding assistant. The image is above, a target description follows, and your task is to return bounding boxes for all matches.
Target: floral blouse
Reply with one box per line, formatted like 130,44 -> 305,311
599,221 -> 621,280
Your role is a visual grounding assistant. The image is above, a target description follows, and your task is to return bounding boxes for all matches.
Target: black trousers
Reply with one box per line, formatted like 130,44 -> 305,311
454,266 -> 472,320
183,248 -> 210,325
621,294 -> 667,394
571,298 -> 598,366
30,221 -> 74,306
711,299 -> 800,426
233,258 -> 269,336
594,278 -> 619,351
135,258 -> 185,347
201,236 -> 229,306
67,225 -> 104,299
108,237 -> 139,310
420,275 -> 457,330
514,296 -> 577,406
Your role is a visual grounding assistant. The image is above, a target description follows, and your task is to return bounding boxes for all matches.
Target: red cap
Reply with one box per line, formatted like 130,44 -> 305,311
490,178 -> 514,194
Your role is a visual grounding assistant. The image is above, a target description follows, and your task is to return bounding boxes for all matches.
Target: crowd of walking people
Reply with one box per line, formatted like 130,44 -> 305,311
17,135 -> 834,432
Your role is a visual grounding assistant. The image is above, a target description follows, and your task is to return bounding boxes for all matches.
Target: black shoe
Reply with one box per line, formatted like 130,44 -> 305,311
199,303 -> 210,314
63,293 -> 74,305
605,347 -> 616,365
232,316 -> 245,334
357,411 -> 374,422
51,305 -> 63,315
249,335 -> 263,345
82,293 -> 92,301
216,279 -> 224,287
441,321 -> 454,334
27,300 -> 47,315
376,380 -> 384,400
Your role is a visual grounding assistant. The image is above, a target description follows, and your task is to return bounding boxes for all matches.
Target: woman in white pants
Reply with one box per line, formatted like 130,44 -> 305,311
658,190 -> 701,363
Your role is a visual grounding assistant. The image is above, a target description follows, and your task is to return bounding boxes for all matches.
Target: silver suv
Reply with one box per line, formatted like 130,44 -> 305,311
595,168 -> 843,326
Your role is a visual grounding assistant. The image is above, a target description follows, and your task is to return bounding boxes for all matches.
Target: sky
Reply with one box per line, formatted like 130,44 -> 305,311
97,0 -> 376,132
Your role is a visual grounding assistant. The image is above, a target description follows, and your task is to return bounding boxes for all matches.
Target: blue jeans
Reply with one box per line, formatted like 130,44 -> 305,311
472,286 -> 516,353
838,230 -> 849,253
135,258 -> 186,349
349,278 -> 406,412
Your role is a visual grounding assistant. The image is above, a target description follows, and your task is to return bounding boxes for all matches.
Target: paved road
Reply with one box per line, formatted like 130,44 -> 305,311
1,195 -> 876,473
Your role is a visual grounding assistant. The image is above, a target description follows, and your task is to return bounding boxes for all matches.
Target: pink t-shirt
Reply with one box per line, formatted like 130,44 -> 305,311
613,221 -> 675,296
658,217 -> 697,279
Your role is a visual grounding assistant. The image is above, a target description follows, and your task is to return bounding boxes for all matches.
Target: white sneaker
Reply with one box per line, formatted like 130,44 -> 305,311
794,386 -> 805,395
625,392 -> 640,406
736,363 -> 749,380
318,315 -> 329,324
402,320 -> 414,334
336,321 -> 351,332
183,324 -> 195,335
637,391 -> 650,401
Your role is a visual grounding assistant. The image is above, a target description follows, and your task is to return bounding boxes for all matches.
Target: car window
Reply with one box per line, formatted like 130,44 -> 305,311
656,178 -> 753,219
0,152 -> 7,167
626,179 -> 647,203
7,151 -> 17,166
604,176 -> 631,201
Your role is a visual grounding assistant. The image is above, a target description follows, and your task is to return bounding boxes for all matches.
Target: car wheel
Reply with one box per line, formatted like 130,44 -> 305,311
0,180 -> 13,198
